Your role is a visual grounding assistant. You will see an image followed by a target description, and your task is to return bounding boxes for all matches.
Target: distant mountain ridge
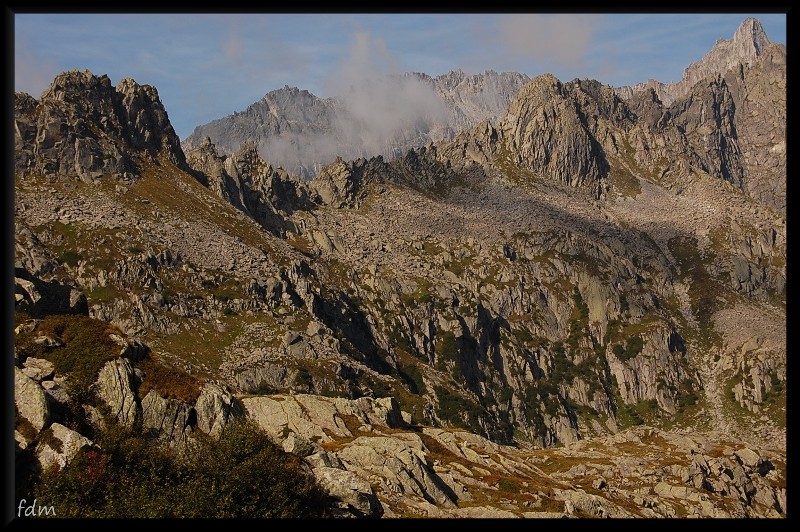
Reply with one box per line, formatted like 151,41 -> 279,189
182,70 -> 529,178
183,18 -> 779,181
613,17 -> 772,105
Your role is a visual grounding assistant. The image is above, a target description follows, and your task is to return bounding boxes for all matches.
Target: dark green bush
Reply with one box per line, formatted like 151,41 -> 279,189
398,363 -> 426,395
34,420 -> 330,518
613,335 -> 644,361
434,385 -> 484,431
58,251 -> 83,268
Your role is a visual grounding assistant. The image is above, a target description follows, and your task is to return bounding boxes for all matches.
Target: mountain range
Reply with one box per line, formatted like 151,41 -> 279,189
13,17 -> 785,518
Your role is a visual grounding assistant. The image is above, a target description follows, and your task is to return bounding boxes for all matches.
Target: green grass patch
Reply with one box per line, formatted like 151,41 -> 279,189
86,285 -> 126,304
608,162 -> 642,198
58,251 -> 83,268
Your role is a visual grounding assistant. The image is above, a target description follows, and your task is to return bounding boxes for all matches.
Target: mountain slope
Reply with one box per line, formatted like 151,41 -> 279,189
14,24 -> 785,517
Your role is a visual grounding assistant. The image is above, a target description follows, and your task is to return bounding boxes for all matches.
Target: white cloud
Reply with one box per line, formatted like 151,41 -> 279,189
499,14 -> 602,68
322,30 -> 447,160
14,37 -> 60,98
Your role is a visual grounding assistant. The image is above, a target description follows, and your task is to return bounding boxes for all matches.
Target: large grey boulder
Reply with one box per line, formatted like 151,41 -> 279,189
95,358 -> 139,427
141,390 -> 194,446
15,366 -> 50,432
36,422 -> 93,472
312,466 -> 383,518
337,435 -> 457,509
194,382 -> 242,437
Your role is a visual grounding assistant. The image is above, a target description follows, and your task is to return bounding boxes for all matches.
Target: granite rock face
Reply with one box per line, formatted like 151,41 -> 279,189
14,69 -> 186,181
614,18 -> 771,106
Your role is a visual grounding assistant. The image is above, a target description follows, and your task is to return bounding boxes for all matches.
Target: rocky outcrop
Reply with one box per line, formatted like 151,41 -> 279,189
723,44 -> 786,214
615,18 -> 772,106
241,394 -> 405,443
15,367 -> 50,432
95,358 -> 139,427
35,423 -> 94,473
194,382 -> 243,437
337,435 -> 457,509
607,327 -> 688,414
313,466 -> 383,518
14,69 -> 187,181
499,74 -> 609,186
239,390 -> 785,518
185,138 -> 311,236
663,76 -> 744,188
141,391 -> 194,446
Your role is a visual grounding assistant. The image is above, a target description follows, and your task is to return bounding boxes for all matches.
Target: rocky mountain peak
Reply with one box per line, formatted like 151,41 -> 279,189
497,73 -> 608,187
615,17 -> 775,106
681,17 -> 771,91
733,17 -> 770,53
15,69 -> 187,181
183,69 -> 530,178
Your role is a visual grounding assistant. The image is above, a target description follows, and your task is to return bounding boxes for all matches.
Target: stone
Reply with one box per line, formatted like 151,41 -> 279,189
312,466 -> 383,518
15,367 -> 49,432
337,435 -> 457,509
36,423 -> 93,472
141,390 -> 193,446
194,382 -> 242,437
304,451 -> 344,470
282,432 -> 318,457
734,448 -> 761,469
22,357 -> 55,382
41,379 -> 71,405
95,358 -> 139,427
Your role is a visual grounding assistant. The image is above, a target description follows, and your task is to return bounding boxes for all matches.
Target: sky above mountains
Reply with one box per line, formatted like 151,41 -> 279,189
14,13 -> 787,140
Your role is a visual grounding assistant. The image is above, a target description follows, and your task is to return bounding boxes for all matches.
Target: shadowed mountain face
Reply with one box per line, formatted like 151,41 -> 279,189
14,18 -> 785,518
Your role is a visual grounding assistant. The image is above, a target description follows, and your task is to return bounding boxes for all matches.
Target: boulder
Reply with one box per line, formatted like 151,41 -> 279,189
194,382 -> 242,437
337,435 -> 457,509
95,358 -> 139,427
15,367 -> 50,432
36,423 -> 93,472
141,390 -> 194,446
312,466 -> 383,518
282,432 -> 319,457
22,357 -> 55,382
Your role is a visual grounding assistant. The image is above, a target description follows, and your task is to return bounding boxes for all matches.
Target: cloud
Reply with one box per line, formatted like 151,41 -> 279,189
224,25 -> 242,63
14,37 -> 61,98
321,30 -> 447,161
499,14 -> 601,68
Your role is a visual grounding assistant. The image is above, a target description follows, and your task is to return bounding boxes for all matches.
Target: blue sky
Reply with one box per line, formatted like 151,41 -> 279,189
15,13 -> 787,140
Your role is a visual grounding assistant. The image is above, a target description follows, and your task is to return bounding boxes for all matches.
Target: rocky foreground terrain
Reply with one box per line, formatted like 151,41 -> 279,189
14,18 -> 785,518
